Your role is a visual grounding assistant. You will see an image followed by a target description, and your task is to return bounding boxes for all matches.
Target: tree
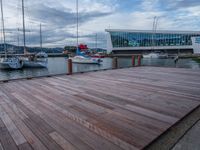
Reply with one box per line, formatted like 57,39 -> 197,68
64,46 -> 76,53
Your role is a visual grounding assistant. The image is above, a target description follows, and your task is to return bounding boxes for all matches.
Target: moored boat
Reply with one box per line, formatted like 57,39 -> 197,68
143,52 -> 159,58
91,53 -> 105,58
0,57 -> 23,69
22,52 -> 48,68
143,52 -> 168,59
70,55 -> 101,64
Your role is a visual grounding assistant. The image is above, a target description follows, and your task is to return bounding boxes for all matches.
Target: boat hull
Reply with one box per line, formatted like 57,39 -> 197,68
70,56 -> 101,64
0,62 -> 11,69
143,54 -> 159,58
23,61 -> 47,68
22,52 -> 48,68
0,57 -> 23,69
91,55 -> 105,58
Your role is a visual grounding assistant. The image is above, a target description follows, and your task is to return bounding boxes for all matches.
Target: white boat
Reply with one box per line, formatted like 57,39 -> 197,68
0,57 -> 23,69
70,55 -> 101,64
69,0 -> 102,65
22,52 -> 48,68
143,52 -> 168,59
20,1 -> 48,68
158,53 -> 168,59
143,52 -> 159,58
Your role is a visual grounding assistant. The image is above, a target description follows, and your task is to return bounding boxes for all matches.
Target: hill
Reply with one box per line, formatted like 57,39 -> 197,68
0,43 -> 63,54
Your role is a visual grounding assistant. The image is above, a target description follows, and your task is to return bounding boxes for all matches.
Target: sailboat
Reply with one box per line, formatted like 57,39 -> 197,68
20,0 -> 48,68
69,0 -> 102,65
0,0 -> 23,69
23,24 -> 48,68
70,48 -> 101,64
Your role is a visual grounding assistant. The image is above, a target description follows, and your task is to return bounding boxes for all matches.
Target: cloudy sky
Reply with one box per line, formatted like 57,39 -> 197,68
1,0 -> 200,48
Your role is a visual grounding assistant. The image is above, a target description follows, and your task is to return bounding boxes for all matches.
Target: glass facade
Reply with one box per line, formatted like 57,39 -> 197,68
110,31 -> 200,48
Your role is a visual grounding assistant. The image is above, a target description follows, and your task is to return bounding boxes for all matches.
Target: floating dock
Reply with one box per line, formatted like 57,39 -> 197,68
0,67 -> 200,150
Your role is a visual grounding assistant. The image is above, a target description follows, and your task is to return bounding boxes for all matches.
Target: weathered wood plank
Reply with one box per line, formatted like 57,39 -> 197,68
14,85 -> 122,150
49,132 -> 77,150
0,100 -> 48,150
18,142 -> 33,150
0,118 -> 18,150
0,142 -> 3,150
0,105 -> 26,146
0,67 -> 200,150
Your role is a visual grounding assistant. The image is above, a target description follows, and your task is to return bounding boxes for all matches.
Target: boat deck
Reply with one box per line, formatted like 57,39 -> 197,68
0,67 -> 200,150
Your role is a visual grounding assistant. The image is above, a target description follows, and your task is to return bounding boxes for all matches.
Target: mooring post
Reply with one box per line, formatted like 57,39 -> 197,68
112,57 -> 118,69
68,59 -> 73,75
138,55 -> 141,66
132,55 -> 135,67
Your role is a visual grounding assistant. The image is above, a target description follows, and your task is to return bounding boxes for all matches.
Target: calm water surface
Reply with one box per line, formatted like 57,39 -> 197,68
0,57 -> 200,81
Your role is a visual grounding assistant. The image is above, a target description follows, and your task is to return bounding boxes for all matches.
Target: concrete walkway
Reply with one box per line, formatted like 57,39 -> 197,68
172,120 -> 200,150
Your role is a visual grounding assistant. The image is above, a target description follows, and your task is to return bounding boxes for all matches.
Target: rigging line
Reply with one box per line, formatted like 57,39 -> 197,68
76,0 -> 79,48
0,0 -> 7,58
15,0 -> 21,47
26,0 -> 34,46
22,0 -> 26,53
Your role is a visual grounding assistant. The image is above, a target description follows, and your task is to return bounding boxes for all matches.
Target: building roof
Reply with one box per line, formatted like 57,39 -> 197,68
105,29 -> 200,34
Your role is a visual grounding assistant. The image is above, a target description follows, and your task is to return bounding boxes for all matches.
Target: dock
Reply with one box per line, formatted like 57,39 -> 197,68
0,67 -> 200,150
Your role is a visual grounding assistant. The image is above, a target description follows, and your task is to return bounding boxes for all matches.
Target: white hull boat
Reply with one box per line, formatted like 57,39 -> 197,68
70,56 -> 101,64
23,60 -> 47,68
143,53 -> 159,58
22,52 -> 48,68
143,52 -> 168,59
0,57 -> 23,69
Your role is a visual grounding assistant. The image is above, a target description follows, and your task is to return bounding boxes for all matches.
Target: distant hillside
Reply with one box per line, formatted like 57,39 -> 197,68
0,43 -> 63,54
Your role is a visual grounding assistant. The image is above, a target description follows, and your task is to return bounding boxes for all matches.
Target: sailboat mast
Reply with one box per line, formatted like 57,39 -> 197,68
95,33 -> 97,50
0,0 -> 7,58
40,23 -> 42,49
22,0 -> 26,54
76,0 -> 79,49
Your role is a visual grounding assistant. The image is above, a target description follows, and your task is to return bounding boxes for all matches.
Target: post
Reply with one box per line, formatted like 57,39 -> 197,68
112,57 -> 118,69
138,55 -> 141,66
132,55 -> 135,67
68,59 -> 73,75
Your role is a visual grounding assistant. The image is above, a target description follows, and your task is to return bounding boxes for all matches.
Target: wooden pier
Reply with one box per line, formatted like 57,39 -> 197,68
0,67 -> 200,150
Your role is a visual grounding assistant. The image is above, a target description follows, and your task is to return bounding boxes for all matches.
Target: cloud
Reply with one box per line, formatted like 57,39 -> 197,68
1,0 -> 200,48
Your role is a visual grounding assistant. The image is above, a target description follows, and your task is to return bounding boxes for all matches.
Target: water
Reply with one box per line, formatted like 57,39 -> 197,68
0,57 -> 200,81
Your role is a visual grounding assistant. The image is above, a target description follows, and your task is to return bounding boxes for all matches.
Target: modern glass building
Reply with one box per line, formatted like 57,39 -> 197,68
106,29 -> 200,54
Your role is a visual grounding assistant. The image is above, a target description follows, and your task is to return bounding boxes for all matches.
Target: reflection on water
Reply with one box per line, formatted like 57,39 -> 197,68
142,58 -> 200,69
0,57 -> 200,81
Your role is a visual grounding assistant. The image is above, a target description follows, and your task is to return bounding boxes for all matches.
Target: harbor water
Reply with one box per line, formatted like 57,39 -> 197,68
0,57 -> 200,81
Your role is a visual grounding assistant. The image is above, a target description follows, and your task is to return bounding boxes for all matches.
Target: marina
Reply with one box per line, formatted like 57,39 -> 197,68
0,57 -> 200,81
0,0 -> 200,149
0,67 -> 200,150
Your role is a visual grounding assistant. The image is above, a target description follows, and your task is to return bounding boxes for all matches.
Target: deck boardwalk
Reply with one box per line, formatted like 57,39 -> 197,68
0,67 -> 200,150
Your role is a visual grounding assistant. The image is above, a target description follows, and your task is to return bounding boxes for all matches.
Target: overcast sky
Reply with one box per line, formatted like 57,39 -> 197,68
1,0 -> 200,48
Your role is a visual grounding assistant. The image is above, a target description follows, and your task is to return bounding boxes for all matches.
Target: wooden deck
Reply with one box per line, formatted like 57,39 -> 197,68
0,67 -> 200,150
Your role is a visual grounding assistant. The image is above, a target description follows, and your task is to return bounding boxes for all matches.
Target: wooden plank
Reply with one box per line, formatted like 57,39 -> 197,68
0,142 -> 3,150
0,105 -> 26,146
0,118 -> 18,150
18,142 -> 33,150
0,100 -> 48,150
49,132 -> 77,150
18,87 -> 137,150
10,94 -> 63,150
0,67 -> 200,150
13,85 -> 121,150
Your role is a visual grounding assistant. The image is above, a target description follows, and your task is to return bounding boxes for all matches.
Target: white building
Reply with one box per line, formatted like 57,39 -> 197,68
106,29 -> 200,54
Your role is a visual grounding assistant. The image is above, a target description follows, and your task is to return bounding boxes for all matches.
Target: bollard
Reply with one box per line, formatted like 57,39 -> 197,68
112,57 -> 118,69
138,55 -> 141,66
68,59 -> 73,75
132,55 -> 135,67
